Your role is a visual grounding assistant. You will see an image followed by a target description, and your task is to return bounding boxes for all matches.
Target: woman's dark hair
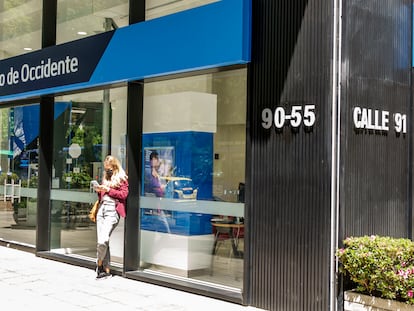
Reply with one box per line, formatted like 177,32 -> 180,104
150,151 -> 159,160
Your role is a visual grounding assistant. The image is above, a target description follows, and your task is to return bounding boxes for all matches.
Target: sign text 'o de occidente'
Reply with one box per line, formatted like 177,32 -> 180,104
0,56 -> 79,87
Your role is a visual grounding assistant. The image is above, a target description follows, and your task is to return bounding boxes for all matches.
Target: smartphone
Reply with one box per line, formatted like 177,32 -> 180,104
91,180 -> 99,189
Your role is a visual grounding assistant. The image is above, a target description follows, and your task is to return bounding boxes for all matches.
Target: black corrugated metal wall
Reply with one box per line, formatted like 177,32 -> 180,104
337,0 -> 412,308
247,0 -> 412,310
339,1 -> 412,238
247,0 -> 333,310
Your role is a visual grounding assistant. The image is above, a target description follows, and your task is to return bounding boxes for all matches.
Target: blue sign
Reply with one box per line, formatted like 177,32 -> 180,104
0,33 -> 113,97
0,0 -> 251,102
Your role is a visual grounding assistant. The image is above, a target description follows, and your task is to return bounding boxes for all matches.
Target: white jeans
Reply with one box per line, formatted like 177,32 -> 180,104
96,200 -> 119,268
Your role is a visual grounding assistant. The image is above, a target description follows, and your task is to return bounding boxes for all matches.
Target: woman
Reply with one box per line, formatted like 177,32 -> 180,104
94,155 -> 128,279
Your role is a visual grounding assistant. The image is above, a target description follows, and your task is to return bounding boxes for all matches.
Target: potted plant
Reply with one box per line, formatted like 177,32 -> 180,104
336,235 -> 414,310
13,198 -> 27,224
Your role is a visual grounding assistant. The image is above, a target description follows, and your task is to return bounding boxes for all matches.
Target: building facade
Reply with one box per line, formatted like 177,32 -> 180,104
0,1 -> 412,310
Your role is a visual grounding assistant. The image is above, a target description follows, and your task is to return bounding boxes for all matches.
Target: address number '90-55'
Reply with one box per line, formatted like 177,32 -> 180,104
261,105 -> 316,129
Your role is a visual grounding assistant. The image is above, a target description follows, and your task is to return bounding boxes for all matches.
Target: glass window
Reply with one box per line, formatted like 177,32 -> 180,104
0,104 -> 40,246
0,0 -> 221,59
57,0 -> 128,44
0,0 -> 42,59
146,0 -> 219,20
50,87 -> 127,267
139,68 -> 246,290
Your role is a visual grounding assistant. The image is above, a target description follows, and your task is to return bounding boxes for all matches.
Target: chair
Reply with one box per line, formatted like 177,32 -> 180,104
211,220 -> 244,258
4,179 -> 21,203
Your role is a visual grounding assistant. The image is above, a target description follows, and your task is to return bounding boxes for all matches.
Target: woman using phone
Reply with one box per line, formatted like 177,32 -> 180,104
94,155 -> 128,279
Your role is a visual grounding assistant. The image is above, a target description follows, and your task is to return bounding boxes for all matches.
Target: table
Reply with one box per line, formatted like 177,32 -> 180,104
211,222 -> 244,258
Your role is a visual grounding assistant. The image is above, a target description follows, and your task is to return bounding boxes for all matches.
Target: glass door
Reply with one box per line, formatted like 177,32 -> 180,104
50,87 -> 127,265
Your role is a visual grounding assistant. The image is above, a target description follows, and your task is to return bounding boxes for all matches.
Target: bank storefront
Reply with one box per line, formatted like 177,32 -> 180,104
2,1 -> 413,310
0,0 -> 250,305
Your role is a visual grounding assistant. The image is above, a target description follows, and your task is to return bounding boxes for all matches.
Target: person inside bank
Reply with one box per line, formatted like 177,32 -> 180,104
94,155 -> 129,279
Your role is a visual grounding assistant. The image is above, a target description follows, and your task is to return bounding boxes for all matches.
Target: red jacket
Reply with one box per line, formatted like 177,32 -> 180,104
98,180 -> 129,217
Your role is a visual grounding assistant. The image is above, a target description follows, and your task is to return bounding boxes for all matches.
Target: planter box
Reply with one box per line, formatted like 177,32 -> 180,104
344,291 -> 414,311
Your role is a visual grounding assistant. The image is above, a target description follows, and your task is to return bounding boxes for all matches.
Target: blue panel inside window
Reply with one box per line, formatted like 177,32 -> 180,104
142,131 -> 213,200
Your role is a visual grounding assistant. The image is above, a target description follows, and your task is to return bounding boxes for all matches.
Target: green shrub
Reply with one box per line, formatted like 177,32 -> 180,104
336,235 -> 414,304
62,169 -> 92,189
0,172 -> 19,184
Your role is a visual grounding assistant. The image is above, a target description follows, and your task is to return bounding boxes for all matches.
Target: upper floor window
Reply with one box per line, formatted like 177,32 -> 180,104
0,0 -> 42,59
146,0 -> 219,20
57,0 -> 129,44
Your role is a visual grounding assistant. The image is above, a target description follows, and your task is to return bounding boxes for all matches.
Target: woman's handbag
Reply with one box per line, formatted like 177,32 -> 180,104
88,200 -> 100,222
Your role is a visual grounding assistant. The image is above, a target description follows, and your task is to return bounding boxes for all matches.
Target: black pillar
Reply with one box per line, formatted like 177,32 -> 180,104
36,96 -> 54,251
129,0 -> 145,25
42,0 -> 57,48
124,81 -> 143,272
36,0 -> 57,251
123,0 -> 145,273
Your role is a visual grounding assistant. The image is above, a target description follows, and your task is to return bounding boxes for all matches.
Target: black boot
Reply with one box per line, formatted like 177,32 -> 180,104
96,266 -> 111,279
96,265 -> 104,278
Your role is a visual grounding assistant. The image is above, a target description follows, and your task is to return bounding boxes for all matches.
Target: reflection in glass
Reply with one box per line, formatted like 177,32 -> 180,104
0,105 -> 40,246
57,0 -> 128,44
0,0 -> 42,59
50,87 -> 127,265
56,0 -> 221,45
139,69 -> 246,290
146,0 -> 219,20
0,0 -> 219,59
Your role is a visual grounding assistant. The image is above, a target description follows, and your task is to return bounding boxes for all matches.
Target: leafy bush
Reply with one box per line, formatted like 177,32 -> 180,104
0,172 -> 19,184
62,169 -> 92,189
336,235 -> 414,304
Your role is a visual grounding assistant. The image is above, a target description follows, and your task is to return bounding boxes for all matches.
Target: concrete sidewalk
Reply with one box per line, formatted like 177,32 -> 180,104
0,245 -> 265,311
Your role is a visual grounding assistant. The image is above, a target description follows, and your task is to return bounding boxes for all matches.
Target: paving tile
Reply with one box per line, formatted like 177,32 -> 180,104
0,245 -> 266,311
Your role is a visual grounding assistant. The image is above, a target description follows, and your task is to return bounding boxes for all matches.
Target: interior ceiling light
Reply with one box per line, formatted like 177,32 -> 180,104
23,47 -> 32,51
71,109 -> 86,114
77,31 -> 88,35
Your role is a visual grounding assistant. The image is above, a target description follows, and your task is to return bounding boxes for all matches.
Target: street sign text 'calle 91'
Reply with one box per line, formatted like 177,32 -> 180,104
353,106 -> 407,134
